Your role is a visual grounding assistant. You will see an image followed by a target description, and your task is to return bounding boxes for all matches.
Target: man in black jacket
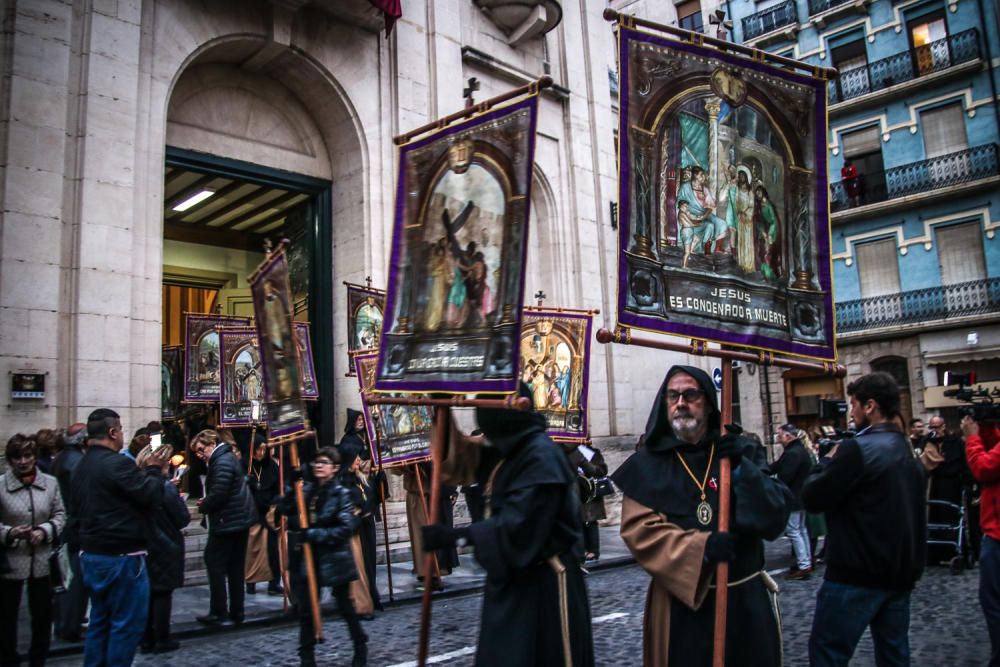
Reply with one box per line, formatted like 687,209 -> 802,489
70,408 -> 169,667
802,372 -> 927,667
194,430 -> 255,626
772,424 -> 814,579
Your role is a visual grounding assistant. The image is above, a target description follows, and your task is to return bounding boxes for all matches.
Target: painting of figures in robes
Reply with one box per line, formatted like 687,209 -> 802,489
183,313 -> 252,402
616,26 -> 835,361
377,95 -> 539,393
161,346 -> 182,420
345,283 -> 386,375
355,352 -> 432,467
294,322 -> 319,400
519,310 -> 594,440
250,249 -> 308,438
219,327 -> 265,426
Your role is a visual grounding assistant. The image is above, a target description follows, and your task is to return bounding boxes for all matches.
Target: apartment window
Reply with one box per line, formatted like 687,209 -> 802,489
830,39 -> 870,99
937,222 -> 985,285
921,103 -> 968,158
841,126 -> 886,204
857,238 -> 902,321
678,0 -> 704,32
909,11 -> 949,74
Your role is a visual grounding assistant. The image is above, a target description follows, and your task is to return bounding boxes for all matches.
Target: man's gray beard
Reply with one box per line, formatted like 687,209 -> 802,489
671,415 -> 704,443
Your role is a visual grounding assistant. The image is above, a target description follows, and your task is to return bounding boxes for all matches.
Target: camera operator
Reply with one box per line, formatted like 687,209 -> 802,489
963,414 -> 1000,665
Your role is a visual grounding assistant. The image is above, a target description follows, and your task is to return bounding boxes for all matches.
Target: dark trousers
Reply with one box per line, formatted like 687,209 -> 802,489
359,516 -> 382,610
55,549 -> 87,639
583,521 -> 600,559
297,581 -> 366,662
266,525 -> 281,587
981,535 -> 1000,666
809,579 -> 911,667
142,590 -> 173,647
0,576 -> 52,667
204,530 -> 248,619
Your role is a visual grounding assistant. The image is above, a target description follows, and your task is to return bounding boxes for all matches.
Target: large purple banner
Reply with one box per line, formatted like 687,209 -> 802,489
183,314 -> 252,403
355,352 -> 432,468
376,95 -> 539,393
616,25 -> 836,361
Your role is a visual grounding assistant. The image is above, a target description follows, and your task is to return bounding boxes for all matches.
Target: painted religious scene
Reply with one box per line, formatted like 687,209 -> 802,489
519,310 -> 594,439
345,283 -> 385,374
294,322 -> 319,399
161,346 -> 182,420
183,314 -> 251,402
218,327 -> 264,426
250,250 -> 307,438
617,27 -> 835,360
355,352 -> 432,467
377,96 -> 539,392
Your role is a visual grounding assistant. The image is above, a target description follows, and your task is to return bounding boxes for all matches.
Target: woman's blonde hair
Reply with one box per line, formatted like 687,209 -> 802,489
192,429 -> 219,448
135,443 -> 174,469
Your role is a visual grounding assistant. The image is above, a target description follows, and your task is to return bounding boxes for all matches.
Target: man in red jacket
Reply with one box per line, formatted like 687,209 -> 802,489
964,414 -> 1000,666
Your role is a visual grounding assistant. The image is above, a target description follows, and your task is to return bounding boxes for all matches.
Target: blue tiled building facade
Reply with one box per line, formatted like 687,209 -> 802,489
729,0 -> 1000,425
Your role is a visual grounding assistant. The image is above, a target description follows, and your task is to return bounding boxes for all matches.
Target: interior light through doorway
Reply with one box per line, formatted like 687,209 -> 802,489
172,189 -> 216,211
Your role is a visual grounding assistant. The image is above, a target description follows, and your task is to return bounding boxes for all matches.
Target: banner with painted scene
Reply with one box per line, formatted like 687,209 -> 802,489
519,309 -> 595,440
161,346 -> 183,420
183,314 -> 252,402
376,95 -> 540,392
295,322 -> 319,400
249,249 -> 308,439
615,26 -> 835,360
344,283 -> 386,375
218,327 -> 265,427
355,352 -> 432,467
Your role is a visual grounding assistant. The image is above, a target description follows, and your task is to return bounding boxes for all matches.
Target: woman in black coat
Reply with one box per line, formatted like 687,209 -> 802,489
137,444 -> 190,654
279,447 -> 367,667
337,438 -> 385,613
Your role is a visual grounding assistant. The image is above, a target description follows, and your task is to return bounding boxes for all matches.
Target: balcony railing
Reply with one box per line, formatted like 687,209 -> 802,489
808,0 -> 853,16
836,278 -> 1000,333
828,29 -> 980,104
742,0 -> 798,41
830,144 -> 999,213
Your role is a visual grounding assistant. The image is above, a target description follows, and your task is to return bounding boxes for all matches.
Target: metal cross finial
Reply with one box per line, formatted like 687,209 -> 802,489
263,237 -> 273,255
365,275 -> 373,289
464,77 -> 480,109
534,290 -> 546,307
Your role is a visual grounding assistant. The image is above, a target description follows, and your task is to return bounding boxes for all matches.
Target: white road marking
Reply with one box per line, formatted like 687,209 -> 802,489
593,612 -> 630,623
386,646 -> 477,667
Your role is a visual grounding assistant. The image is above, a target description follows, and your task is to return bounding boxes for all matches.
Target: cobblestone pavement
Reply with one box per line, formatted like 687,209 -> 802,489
48,553 -> 991,666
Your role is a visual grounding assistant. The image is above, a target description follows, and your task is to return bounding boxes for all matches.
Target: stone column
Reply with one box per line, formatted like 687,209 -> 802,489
629,127 -> 656,259
705,99 -> 721,193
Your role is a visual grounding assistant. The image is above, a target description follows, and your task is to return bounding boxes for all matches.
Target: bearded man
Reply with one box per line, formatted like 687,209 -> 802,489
611,365 -> 791,666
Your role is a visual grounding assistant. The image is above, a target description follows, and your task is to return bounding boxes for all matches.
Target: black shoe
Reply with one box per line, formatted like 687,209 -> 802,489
229,614 -> 244,627
196,614 -> 226,626
246,583 -> 257,594
58,632 -> 84,643
300,651 -> 317,667
154,640 -> 181,654
267,583 -> 284,596
139,642 -> 154,654
352,640 -> 368,667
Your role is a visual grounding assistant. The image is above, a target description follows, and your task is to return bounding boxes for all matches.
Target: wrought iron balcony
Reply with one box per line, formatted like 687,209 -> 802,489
828,29 -> 980,104
830,144 -> 999,213
836,278 -> 1000,333
808,0 -> 854,16
742,0 -> 798,41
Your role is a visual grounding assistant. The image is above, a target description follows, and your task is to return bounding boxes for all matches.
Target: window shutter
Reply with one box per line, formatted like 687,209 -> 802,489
842,126 -> 881,157
921,103 -> 968,158
937,222 -> 985,285
856,239 -> 901,298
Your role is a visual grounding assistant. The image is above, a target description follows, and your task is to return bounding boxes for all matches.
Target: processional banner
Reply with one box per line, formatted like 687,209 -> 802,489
161,346 -> 183,420
616,26 -> 836,361
519,309 -> 594,440
249,249 -> 308,439
295,322 -> 319,400
355,352 -> 432,467
218,327 -> 265,427
344,283 -> 385,375
183,314 -> 252,403
375,95 -> 539,393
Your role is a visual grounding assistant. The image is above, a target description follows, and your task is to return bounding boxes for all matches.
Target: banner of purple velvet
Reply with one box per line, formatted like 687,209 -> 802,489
355,352 -> 432,467
519,309 -> 595,440
218,327 -> 265,427
616,26 -> 836,361
183,313 -> 252,403
249,249 -> 308,439
344,283 -> 385,375
375,94 -> 539,393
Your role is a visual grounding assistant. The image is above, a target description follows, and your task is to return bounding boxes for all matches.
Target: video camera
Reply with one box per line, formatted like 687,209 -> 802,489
817,426 -> 855,458
943,371 -> 1000,423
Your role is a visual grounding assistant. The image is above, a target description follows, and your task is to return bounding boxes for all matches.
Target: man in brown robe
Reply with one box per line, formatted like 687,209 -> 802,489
611,365 -> 791,666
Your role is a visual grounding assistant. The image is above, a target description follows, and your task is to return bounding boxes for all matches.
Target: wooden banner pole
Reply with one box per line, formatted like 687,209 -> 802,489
365,395 -> 534,409
714,361 -> 734,667
378,461 -> 395,603
277,452 -> 290,612
412,461 -> 443,584
417,407 -> 450,667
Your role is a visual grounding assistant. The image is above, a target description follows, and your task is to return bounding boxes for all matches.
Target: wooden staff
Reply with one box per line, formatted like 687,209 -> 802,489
602,8 -> 839,80
373,417 -> 395,602
394,76 -> 555,146
596,327 -> 845,667
412,459 -> 443,585
277,449 -> 291,612
417,407 -> 450,667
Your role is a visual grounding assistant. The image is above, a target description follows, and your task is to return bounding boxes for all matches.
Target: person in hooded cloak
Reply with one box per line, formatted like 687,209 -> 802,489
421,386 -> 594,666
611,365 -> 792,667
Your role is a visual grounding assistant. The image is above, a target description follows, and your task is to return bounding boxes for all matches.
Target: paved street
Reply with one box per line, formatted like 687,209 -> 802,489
46,552 -> 992,666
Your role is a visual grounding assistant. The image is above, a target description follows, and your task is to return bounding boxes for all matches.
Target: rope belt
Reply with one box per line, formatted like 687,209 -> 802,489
708,569 -> 773,589
547,555 -> 572,667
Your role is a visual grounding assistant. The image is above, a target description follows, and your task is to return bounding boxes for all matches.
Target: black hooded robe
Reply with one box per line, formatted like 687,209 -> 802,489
611,365 -> 792,667
468,403 -> 594,667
